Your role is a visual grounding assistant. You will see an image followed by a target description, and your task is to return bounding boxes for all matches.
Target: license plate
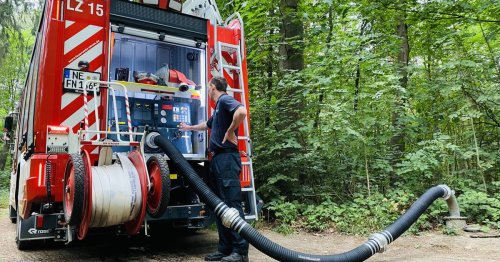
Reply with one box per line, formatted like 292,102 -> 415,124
63,69 -> 101,93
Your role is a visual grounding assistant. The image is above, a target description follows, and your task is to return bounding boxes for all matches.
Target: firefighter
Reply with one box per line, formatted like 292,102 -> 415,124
179,76 -> 249,262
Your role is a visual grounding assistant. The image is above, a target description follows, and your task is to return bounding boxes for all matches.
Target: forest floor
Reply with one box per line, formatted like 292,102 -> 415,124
0,208 -> 498,261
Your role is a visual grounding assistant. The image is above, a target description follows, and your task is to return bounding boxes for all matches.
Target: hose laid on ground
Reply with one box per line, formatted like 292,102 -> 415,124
149,133 -> 455,262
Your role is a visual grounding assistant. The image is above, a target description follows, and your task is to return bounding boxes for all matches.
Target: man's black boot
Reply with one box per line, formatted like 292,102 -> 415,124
205,251 -> 228,261
221,252 -> 249,262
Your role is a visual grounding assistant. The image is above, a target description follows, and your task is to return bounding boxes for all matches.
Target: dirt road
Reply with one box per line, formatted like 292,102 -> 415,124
0,209 -> 498,261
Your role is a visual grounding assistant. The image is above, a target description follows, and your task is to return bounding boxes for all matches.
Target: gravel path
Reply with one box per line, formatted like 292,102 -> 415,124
0,209 -> 498,261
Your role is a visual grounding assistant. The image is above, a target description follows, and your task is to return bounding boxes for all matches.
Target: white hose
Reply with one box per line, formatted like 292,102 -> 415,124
89,154 -> 142,228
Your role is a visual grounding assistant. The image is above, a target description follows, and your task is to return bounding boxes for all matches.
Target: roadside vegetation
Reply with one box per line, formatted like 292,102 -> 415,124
0,0 -> 498,234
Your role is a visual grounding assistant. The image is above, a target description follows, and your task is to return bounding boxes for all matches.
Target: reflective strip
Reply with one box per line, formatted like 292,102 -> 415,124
37,163 -> 43,187
64,25 -> 103,54
67,41 -> 103,69
65,20 -> 75,28
61,98 -> 98,128
61,93 -> 80,110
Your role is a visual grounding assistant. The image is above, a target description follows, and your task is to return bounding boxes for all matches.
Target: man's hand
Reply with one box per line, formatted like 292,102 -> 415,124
179,122 -> 191,131
222,131 -> 238,145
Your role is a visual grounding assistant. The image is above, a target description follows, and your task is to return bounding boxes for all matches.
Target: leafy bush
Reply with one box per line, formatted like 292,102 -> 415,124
266,198 -> 302,234
0,170 -> 10,191
302,199 -> 337,232
458,190 -> 500,229
263,187 -> 500,235
0,190 -> 8,209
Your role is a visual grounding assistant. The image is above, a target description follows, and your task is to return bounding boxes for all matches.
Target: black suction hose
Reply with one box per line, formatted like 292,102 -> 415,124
150,133 -> 454,262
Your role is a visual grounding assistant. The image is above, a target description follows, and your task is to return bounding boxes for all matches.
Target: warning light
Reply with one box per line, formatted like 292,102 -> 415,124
48,126 -> 69,135
36,215 -> 44,229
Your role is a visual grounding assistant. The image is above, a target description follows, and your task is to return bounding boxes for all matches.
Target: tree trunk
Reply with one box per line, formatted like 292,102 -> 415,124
264,8 -> 276,127
279,0 -> 304,71
354,20 -> 368,112
277,0 -> 304,134
390,7 -> 409,185
275,0 -> 304,188
313,5 -> 333,128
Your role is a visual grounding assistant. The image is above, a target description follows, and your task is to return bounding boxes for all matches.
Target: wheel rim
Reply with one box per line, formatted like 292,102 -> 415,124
63,163 -> 75,221
63,154 -> 84,226
147,161 -> 163,213
77,149 -> 92,240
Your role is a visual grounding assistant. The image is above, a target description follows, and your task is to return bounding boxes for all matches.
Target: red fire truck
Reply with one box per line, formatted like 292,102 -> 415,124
8,0 -> 259,249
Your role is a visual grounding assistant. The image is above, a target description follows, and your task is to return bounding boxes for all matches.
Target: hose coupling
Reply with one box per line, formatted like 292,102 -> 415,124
368,232 -> 389,253
438,185 -> 453,200
146,132 -> 160,149
221,208 -> 240,229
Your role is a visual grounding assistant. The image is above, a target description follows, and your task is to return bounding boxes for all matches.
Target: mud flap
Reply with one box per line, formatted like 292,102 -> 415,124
18,213 -> 66,241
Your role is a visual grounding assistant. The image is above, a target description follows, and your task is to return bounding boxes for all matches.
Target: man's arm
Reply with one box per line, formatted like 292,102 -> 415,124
223,106 -> 247,145
179,121 -> 208,131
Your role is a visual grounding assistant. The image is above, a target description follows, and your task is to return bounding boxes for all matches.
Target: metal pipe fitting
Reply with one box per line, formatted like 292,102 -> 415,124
438,184 -> 453,200
221,208 -> 240,229
368,232 -> 390,253
145,132 -> 160,149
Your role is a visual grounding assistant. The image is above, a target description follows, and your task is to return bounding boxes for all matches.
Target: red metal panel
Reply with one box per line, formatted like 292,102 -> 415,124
60,0 -> 109,158
27,1 -> 110,212
65,0 -> 107,26
159,0 -> 168,9
99,4 -> 111,144
34,0 -> 65,154
25,154 -> 67,204
34,0 -> 109,154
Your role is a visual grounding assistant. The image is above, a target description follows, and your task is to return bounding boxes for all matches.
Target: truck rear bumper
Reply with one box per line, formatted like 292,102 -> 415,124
146,204 -> 210,228
17,213 -> 68,242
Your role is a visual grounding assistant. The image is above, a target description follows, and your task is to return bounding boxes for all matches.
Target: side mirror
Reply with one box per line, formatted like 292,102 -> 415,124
4,116 -> 13,132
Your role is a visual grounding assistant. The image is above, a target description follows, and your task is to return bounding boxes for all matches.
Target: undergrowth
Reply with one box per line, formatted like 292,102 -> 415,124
264,184 -> 500,235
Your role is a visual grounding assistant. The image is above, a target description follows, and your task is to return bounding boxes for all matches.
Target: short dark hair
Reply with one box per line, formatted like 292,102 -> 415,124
209,76 -> 227,92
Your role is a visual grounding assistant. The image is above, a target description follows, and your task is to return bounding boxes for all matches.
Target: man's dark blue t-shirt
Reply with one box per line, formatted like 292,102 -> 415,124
206,94 -> 242,152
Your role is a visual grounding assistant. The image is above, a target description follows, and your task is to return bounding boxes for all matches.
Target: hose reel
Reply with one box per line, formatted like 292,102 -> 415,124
63,150 -> 170,240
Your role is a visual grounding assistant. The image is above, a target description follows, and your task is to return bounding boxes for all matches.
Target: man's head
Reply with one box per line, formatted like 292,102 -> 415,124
208,76 -> 227,100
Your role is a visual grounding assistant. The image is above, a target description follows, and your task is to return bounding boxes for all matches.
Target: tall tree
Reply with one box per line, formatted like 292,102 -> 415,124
390,1 -> 410,185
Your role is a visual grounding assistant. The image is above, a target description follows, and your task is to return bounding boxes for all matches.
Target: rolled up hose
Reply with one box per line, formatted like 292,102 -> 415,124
151,133 -> 454,262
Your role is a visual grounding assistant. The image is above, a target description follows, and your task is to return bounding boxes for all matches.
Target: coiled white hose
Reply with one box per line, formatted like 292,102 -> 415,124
90,154 -> 142,227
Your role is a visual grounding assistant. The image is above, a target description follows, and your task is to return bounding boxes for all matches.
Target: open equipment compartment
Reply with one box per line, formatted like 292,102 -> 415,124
107,31 -> 207,159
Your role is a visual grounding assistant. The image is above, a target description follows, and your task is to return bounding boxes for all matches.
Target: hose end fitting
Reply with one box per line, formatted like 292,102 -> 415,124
438,185 -> 453,200
368,232 -> 389,253
221,208 -> 240,229
146,132 -> 160,149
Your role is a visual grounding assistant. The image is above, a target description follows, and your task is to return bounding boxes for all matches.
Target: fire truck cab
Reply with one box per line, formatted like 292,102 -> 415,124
9,0 -> 259,249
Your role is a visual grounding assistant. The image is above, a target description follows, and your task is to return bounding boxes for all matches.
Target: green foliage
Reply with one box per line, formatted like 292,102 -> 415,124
266,198 -> 302,234
442,226 -> 459,236
0,170 -> 9,190
265,188 -> 452,235
214,0 -> 499,234
458,190 -> 500,229
0,190 -> 8,209
265,186 -> 500,234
